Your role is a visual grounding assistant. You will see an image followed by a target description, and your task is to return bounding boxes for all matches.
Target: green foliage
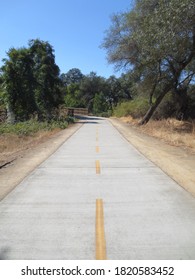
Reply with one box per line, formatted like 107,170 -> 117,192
79,72 -> 108,112
29,39 -> 63,119
0,118 -> 73,136
98,110 -> 113,118
2,47 -> 37,120
64,83 -> 85,108
92,92 -> 109,114
0,73 -> 6,108
102,0 -> 195,123
113,98 -> 149,118
60,68 -> 84,86
62,71 -> 136,116
153,93 -> 177,119
1,39 -> 63,122
0,90 -> 5,108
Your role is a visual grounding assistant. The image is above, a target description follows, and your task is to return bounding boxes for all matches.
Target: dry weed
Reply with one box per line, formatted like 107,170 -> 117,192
0,129 -> 60,165
121,117 -> 195,151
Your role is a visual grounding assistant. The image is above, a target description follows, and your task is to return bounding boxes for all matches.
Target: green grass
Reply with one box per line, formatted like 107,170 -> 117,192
113,98 -> 149,118
0,118 -> 74,136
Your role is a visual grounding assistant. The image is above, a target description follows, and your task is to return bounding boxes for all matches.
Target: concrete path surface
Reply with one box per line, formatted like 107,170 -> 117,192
0,116 -> 195,259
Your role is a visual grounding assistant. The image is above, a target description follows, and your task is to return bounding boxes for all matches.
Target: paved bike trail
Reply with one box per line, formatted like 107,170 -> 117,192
0,117 -> 195,259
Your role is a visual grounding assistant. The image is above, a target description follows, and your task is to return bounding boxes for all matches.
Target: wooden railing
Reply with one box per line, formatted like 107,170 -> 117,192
60,107 -> 88,117
0,107 -> 89,122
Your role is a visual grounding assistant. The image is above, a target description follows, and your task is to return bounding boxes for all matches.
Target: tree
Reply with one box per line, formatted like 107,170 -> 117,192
29,39 -> 63,120
64,83 -> 85,108
60,68 -> 84,86
118,74 -> 134,100
102,0 -> 195,123
1,47 -> 37,121
79,72 -> 108,112
93,92 -> 109,114
106,74 -> 134,109
1,39 -> 64,122
106,76 -> 121,108
60,68 -> 85,108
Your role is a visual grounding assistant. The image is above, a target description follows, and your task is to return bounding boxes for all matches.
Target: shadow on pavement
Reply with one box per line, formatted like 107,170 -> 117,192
75,115 -> 103,124
0,247 -> 10,260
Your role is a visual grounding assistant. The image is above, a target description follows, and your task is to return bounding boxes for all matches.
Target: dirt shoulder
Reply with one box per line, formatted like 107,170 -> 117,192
110,117 -> 195,197
0,122 -> 83,201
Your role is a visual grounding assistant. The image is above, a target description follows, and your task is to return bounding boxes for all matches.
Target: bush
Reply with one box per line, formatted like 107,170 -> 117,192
153,93 -> 176,120
113,97 -> 149,118
0,118 -> 72,136
153,90 -> 195,120
96,110 -> 112,118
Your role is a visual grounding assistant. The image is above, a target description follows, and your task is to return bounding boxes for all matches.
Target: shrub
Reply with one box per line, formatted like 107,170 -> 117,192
113,97 -> 149,118
153,93 -> 176,120
0,118 -> 73,136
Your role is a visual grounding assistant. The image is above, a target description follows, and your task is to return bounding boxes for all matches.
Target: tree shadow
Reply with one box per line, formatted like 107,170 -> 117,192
75,115 -> 103,124
75,115 -> 103,121
0,247 -> 10,260
76,121 -> 99,124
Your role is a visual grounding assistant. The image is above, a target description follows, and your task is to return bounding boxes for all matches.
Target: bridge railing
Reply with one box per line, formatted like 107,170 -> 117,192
60,107 -> 88,117
0,107 -> 89,122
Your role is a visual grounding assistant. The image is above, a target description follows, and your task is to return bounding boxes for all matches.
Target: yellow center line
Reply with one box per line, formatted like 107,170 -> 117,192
96,127 -> 99,142
96,146 -> 100,153
96,199 -> 107,260
95,160 -> 101,174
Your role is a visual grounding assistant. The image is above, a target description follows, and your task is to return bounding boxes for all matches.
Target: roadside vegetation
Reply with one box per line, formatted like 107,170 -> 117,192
102,0 -> 195,124
0,117 -> 74,167
0,0 -> 194,157
120,116 -> 195,151
113,98 -> 149,118
0,119 -> 74,136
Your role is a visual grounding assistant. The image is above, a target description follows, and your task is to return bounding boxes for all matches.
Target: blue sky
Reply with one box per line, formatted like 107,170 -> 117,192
0,0 -> 133,78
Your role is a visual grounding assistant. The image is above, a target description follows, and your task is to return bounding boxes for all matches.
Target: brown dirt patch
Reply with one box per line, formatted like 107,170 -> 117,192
0,129 -> 61,167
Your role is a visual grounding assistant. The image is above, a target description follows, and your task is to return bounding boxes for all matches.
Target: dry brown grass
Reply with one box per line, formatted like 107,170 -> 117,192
121,117 -> 195,152
0,129 -> 61,166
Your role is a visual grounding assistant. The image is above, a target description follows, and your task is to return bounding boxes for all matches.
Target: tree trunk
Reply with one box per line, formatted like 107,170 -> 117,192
139,85 -> 171,125
6,103 -> 15,123
175,88 -> 189,120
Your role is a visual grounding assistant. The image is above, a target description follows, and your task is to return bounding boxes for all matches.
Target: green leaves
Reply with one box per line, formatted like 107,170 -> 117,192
102,0 -> 195,123
0,119 -> 69,136
103,0 -> 195,72
1,39 -> 63,121
93,92 -> 109,115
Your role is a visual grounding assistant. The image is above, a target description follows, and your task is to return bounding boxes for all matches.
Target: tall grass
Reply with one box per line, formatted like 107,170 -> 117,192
121,116 -> 195,151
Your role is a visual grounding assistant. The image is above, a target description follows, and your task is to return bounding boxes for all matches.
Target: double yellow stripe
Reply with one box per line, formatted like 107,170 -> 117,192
96,128 -> 99,142
95,127 -> 106,259
95,160 -> 101,174
96,199 -> 107,260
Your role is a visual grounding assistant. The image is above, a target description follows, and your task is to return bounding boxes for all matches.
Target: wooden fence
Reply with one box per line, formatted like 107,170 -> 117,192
0,107 -> 88,122
60,107 -> 88,117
